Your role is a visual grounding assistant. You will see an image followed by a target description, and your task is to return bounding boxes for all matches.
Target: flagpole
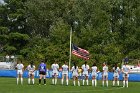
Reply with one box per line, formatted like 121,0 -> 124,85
69,27 -> 72,78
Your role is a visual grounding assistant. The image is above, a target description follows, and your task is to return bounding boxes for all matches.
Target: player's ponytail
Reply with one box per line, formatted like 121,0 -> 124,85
74,63 -> 76,69
31,61 -> 33,68
115,63 -> 117,70
85,62 -> 87,68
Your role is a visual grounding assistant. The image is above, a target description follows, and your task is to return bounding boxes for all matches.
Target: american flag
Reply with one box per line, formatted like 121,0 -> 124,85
72,44 -> 90,60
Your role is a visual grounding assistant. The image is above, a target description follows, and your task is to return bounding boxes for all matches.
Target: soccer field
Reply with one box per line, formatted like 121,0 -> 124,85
0,77 -> 140,93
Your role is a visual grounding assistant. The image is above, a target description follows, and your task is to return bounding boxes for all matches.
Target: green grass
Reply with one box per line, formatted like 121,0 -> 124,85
0,77 -> 140,93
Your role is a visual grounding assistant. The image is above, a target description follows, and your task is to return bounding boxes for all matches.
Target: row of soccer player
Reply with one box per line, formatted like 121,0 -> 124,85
16,61 -> 130,87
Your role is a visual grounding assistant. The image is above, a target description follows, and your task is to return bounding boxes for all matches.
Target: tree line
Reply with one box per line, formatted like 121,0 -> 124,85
0,0 -> 140,68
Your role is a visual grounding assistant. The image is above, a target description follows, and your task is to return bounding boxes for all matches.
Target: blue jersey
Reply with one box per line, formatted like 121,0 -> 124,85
39,63 -> 46,72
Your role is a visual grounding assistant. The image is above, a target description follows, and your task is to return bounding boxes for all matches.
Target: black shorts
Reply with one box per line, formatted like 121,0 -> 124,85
39,71 -> 46,75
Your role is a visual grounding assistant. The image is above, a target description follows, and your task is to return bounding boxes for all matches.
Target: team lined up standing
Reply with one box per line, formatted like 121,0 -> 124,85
15,60 -> 130,87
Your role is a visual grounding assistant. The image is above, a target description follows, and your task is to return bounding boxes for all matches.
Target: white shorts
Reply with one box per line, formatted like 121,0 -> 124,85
113,73 -> 119,78
28,71 -> 35,76
103,72 -> 108,77
123,73 -> 129,77
72,72 -> 78,77
83,71 -> 89,76
62,71 -> 68,75
17,70 -> 23,74
52,70 -> 58,76
92,72 -> 97,77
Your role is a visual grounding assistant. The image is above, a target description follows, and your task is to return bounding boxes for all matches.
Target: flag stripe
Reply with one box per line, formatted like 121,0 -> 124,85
72,51 -> 89,60
72,44 -> 89,60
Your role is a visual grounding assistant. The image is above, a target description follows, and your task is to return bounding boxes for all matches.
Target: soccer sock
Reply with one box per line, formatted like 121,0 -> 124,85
39,79 -> 41,84
102,81 -> 104,86
17,78 -> 19,85
66,79 -> 68,85
28,78 -> 30,84
113,81 -> 115,86
52,79 -> 54,84
117,81 -> 119,86
106,80 -> 108,87
78,80 -> 80,86
21,78 -> 23,85
73,80 -> 75,86
86,80 -> 89,85
55,79 -> 57,85
95,79 -> 97,87
83,80 -> 85,85
61,79 -> 64,85
126,80 -> 128,87
123,81 -> 125,87
44,79 -> 46,84
32,79 -> 34,84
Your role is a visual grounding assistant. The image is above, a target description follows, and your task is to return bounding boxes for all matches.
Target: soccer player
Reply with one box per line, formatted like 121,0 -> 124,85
112,63 -> 120,86
61,61 -> 69,85
38,61 -> 47,85
82,62 -> 89,85
71,63 -> 80,86
16,60 -> 24,85
78,67 -> 82,80
27,61 -> 36,84
91,63 -> 98,87
102,62 -> 108,87
51,61 -> 59,85
122,62 -> 130,87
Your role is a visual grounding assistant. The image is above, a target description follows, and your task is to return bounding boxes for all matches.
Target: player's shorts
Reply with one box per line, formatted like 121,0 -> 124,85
113,73 -> 119,78
102,72 -> 108,77
28,71 -> 35,76
123,73 -> 129,77
39,71 -> 46,75
72,72 -> 78,77
92,72 -> 97,77
17,70 -> 23,74
52,70 -> 58,76
83,71 -> 89,76
62,71 -> 68,75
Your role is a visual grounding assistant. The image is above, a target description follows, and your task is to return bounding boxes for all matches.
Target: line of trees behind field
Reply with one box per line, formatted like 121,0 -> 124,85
0,0 -> 140,69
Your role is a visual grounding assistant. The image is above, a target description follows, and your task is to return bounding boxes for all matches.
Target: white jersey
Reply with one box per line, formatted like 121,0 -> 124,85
62,64 -> 68,75
82,64 -> 89,74
51,63 -> 59,75
113,67 -> 120,74
16,63 -> 24,74
113,67 -> 120,78
122,65 -> 130,77
103,65 -> 108,76
71,66 -> 78,77
91,66 -> 98,77
91,66 -> 97,73
27,65 -> 35,72
16,63 -> 24,70
122,65 -> 129,73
